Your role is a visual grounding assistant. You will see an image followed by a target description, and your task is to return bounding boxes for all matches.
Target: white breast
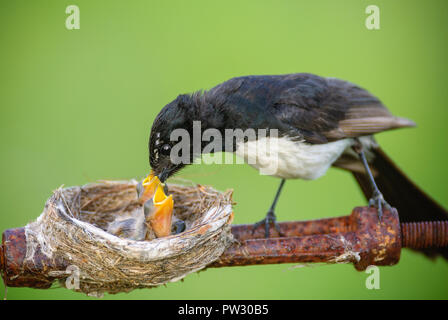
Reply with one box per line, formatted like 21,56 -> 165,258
235,136 -> 353,180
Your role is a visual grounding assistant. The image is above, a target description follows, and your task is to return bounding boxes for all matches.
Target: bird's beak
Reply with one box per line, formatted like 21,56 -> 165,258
138,171 -> 158,204
158,168 -> 170,183
145,183 -> 174,238
138,171 -> 174,238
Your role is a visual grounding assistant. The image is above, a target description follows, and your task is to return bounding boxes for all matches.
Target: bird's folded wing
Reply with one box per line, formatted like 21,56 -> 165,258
270,75 -> 415,143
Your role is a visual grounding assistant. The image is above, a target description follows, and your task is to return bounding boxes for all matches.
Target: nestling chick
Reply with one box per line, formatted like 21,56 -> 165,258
106,207 -> 146,241
137,173 -> 174,238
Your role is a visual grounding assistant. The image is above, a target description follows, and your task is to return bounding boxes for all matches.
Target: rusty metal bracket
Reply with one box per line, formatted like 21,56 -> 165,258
212,206 -> 447,269
1,206 -> 448,289
212,206 -> 401,270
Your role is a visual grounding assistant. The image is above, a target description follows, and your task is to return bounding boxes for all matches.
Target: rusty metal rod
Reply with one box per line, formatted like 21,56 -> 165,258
210,218 -> 448,269
1,206 -> 448,289
401,221 -> 448,248
229,218 -> 448,247
210,206 -> 404,270
230,215 -> 354,241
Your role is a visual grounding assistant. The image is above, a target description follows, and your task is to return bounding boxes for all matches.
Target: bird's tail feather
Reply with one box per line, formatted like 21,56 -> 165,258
338,147 -> 448,260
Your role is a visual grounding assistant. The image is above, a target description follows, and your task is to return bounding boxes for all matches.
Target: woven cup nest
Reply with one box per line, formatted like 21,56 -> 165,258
24,180 -> 234,296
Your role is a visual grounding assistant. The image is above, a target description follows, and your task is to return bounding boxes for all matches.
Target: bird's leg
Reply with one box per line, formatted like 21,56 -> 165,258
253,179 -> 286,237
352,139 -> 391,220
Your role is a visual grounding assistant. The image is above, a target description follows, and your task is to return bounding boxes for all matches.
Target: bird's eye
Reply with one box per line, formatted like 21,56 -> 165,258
160,144 -> 171,156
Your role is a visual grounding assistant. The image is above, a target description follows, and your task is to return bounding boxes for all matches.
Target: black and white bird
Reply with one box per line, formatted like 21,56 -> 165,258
147,73 -> 447,258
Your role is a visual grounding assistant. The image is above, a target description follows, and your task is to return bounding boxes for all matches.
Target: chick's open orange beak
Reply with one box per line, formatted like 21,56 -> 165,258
139,171 -> 174,238
147,184 -> 174,238
138,171 -> 158,204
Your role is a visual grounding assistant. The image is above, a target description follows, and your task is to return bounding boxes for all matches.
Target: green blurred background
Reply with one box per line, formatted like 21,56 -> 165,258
1,0 -> 447,299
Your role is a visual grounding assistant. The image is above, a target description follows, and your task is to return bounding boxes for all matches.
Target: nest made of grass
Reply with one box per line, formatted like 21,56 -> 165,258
24,180 -> 234,296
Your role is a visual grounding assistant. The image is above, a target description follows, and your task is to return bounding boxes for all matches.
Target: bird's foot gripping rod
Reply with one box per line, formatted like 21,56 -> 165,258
1,207 -> 448,289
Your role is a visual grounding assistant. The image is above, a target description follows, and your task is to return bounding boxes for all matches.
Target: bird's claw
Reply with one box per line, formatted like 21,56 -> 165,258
252,211 -> 284,238
368,191 -> 391,221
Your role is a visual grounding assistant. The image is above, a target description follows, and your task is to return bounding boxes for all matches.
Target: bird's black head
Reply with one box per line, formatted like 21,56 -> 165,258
149,91 -> 226,182
149,94 -> 195,182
